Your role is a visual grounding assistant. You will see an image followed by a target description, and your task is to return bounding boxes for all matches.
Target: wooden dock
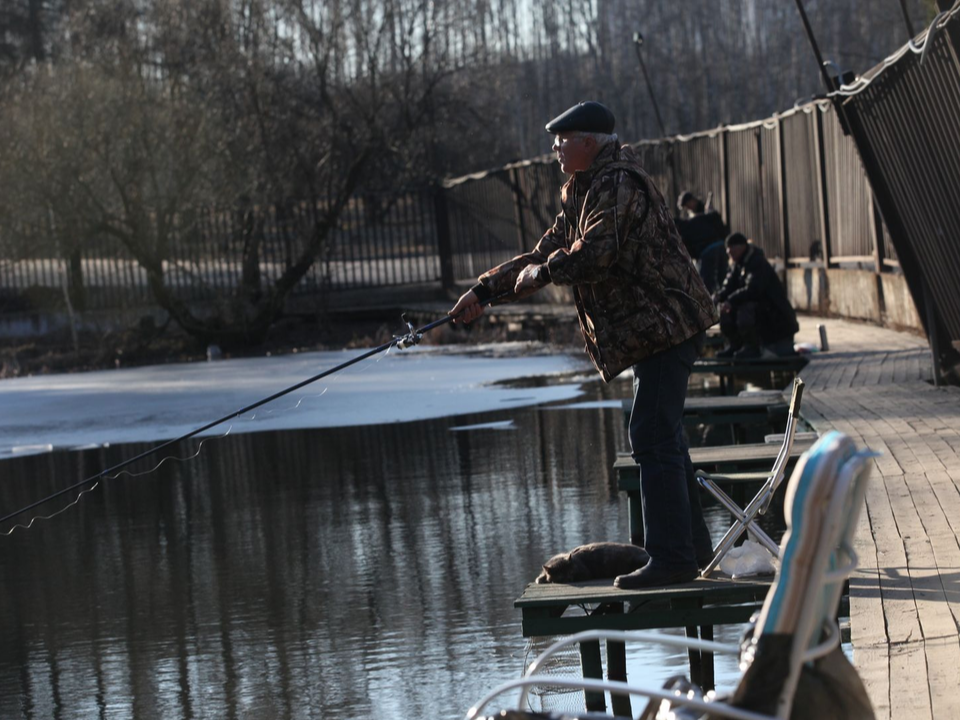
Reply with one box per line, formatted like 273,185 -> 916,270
616,437 -> 815,478
615,438 -> 813,546
448,299 -> 954,715
693,354 -> 808,394
621,393 -> 789,427
515,315 -> 957,718
515,577 -> 771,713
790,317 -> 960,720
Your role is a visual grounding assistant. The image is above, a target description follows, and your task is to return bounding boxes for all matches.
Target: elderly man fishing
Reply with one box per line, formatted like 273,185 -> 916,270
450,101 -> 719,587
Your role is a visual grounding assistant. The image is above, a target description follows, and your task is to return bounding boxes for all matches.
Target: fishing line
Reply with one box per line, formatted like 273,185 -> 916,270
7,339 -> 391,533
1,482 -> 101,535
102,427 -> 234,479
246,339 -> 393,419
1,296 -> 506,533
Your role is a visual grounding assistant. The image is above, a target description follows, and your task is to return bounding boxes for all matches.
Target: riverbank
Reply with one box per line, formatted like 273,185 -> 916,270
0,308 -> 582,379
0,340 -> 593,456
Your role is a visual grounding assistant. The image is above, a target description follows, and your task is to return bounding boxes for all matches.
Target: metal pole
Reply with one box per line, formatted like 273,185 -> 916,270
898,0 -> 916,37
792,0 -> 838,92
633,32 -> 667,138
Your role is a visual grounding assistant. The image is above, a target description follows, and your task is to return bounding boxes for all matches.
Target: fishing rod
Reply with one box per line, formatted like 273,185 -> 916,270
1,295 -> 506,530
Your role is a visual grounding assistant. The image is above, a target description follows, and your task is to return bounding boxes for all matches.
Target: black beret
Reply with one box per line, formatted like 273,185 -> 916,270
545,101 -> 615,134
725,232 -> 748,248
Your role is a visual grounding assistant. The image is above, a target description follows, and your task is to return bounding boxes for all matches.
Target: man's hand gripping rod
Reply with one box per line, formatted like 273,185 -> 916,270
396,292 -> 508,350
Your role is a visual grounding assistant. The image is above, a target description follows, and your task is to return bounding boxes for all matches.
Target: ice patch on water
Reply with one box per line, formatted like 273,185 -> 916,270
448,420 -> 516,432
543,400 -> 624,411
0,444 -> 54,459
0,343 -> 589,452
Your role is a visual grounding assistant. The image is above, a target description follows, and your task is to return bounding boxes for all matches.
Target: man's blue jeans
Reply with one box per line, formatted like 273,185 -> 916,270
629,331 -> 712,568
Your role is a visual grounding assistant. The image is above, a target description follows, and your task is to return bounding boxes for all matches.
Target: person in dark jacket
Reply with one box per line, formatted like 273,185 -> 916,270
714,233 -> 799,359
675,192 -> 728,294
449,101 -> 718,587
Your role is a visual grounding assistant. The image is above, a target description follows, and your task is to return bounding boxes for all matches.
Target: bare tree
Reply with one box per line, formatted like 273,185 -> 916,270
1,0 -> 477,345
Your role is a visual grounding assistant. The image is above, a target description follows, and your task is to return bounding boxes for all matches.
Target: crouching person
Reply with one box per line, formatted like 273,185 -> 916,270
714,232 -> 799,359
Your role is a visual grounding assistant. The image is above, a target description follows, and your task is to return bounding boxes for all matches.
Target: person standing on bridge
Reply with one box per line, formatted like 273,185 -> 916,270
449,101 -> 719,587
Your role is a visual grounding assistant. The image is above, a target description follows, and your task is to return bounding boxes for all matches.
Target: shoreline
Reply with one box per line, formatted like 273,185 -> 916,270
0,342 -> 592,457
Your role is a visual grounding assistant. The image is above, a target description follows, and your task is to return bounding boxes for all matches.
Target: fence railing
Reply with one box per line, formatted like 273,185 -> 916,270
0,96 -> 912,318
447,100 -> 895,272
0,188 -> 448,314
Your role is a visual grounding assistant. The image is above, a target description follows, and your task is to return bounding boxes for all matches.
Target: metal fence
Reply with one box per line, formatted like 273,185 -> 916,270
780,107 -> 824,263
0,93 -> 897,318
0,188 -> 447,315
0,94 -> 913,320
837,3 -> 960,377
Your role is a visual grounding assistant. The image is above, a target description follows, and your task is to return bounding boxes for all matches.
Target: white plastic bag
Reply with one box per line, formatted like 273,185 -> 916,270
794,342 -> 819,355
718,539 -> 777,578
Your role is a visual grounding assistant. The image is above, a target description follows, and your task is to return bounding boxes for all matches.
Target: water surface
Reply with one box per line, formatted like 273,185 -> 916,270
0,360 -> 777,719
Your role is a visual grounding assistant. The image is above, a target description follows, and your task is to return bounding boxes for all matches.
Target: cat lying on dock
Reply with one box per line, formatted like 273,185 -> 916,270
535,542 -> 650,584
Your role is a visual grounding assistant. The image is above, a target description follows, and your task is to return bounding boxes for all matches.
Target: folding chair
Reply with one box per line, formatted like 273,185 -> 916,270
465,431 -> 876,720
697,377 -> 805,577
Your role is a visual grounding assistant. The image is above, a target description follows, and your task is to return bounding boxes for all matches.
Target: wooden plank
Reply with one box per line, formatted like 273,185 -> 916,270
850,498 -> 886,647
863,475 -> 922,646
915,471 -> 960,617
854,351 -> 881,386
515,577 -> 770,608
854,643 -> 891,720
805,356 -> 842,391
883,469 -> 958,643
646,395 -> 788,413
520,603 -> 765,637
837,355 -> 860,388
821,354 -> 847,391
889,642 -> 931,720
693,355 -> 809,375
580,640 -> 605,711
880,351 -> 897,385
924,636 -> 960,719
614,439 -> 815,484
621,395 -> 788,426
516,578 -> 771,640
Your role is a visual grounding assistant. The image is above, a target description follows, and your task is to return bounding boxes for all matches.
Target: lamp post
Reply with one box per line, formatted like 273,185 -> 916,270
898,0 -> 916,37
632,32 -> 667,138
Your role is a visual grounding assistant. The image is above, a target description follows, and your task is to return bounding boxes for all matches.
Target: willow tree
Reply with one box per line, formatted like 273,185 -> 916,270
0,0 -> 467,345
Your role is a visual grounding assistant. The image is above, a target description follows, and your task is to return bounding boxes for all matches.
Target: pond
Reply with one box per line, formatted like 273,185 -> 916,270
0,345 -> 784,719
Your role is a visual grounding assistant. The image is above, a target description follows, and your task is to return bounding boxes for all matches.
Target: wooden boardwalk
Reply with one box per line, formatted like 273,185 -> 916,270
792,316 -> 960,719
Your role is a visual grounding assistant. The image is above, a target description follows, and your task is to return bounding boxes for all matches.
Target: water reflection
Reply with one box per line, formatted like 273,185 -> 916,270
0,374 -> 783,719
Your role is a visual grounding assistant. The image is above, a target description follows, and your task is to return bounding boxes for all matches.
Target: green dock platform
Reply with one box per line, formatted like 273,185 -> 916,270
515,576 -> 772,714
622,393 -> 789,427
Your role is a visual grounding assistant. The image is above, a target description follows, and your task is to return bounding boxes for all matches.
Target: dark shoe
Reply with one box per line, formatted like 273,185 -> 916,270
733,345 -> 761,360
715,346 -> 738,359
614,562 -> 698,589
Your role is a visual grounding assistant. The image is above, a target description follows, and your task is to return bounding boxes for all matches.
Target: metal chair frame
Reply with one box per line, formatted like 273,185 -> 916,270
697,377 -> 805,577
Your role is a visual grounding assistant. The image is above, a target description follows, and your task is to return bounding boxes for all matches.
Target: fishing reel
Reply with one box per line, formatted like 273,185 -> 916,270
396,313 -> 422,350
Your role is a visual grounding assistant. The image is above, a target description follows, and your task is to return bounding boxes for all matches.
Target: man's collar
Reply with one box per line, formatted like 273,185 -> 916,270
574,140 -> 620,186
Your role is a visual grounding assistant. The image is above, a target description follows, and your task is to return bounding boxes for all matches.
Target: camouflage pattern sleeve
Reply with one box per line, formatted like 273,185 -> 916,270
546,175 -> 646,286
476,211 -> 566,302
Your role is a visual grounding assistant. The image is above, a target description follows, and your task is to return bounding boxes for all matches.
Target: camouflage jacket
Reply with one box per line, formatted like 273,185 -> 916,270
477,142 -> 718,381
